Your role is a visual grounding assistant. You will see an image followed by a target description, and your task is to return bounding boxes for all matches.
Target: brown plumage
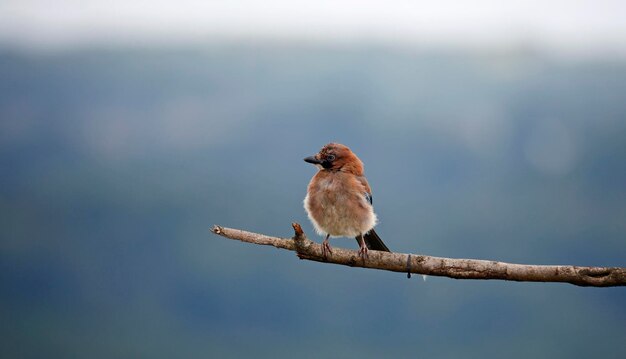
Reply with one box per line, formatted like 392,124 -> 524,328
303,143 -> 390,258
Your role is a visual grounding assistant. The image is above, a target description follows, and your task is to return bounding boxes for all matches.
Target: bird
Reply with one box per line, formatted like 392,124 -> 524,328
303,143 -> 390,258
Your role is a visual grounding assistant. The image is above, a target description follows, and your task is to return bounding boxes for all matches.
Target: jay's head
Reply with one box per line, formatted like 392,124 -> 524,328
304,143 -> 364,175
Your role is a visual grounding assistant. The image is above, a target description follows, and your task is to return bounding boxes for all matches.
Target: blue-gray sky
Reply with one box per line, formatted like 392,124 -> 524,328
1,0 -> 626,54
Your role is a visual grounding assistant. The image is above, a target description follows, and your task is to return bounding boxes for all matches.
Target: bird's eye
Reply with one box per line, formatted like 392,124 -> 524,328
326,154 -> 336,161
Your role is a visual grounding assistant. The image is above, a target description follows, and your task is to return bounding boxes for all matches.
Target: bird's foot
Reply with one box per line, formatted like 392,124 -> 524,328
358,245 -> 369,260
322,239 -> 333,258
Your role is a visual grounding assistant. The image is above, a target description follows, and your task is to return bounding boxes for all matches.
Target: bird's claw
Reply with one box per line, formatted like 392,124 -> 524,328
358,245 -> 369,260
322,240 -> 333,258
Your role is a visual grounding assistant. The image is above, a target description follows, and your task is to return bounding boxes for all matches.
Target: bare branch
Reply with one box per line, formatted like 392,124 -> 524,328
211,223 -> 626,287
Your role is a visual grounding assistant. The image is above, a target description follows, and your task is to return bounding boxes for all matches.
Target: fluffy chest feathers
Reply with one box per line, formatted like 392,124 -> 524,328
303,171 -> 377,237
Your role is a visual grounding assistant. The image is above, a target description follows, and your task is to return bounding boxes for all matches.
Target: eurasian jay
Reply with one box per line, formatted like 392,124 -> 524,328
303,143 -> 390,258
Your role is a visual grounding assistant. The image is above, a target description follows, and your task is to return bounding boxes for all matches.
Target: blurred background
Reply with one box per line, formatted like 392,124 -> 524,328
1,1 -> 625,357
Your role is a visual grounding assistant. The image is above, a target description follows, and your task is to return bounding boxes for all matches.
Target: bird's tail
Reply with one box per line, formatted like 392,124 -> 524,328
360,228 -> 390,252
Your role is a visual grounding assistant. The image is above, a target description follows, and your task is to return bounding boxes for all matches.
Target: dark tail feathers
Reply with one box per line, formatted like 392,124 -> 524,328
358,228 -> 390,252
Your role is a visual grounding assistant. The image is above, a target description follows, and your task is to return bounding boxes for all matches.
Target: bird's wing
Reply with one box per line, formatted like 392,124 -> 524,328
356,175 -> 373,205
353,175 -> 390,251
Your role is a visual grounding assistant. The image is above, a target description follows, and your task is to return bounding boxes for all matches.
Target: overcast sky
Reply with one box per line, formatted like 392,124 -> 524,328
1,0 -> 626,53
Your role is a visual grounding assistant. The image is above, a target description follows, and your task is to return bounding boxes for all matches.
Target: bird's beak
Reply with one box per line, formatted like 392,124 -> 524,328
304,156 -> 322,165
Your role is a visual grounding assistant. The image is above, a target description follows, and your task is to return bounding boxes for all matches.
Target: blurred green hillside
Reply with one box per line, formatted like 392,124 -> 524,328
1,44 -> 625,358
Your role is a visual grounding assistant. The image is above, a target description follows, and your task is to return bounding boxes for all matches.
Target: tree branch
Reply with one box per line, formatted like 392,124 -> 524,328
211,223 -> 626,287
